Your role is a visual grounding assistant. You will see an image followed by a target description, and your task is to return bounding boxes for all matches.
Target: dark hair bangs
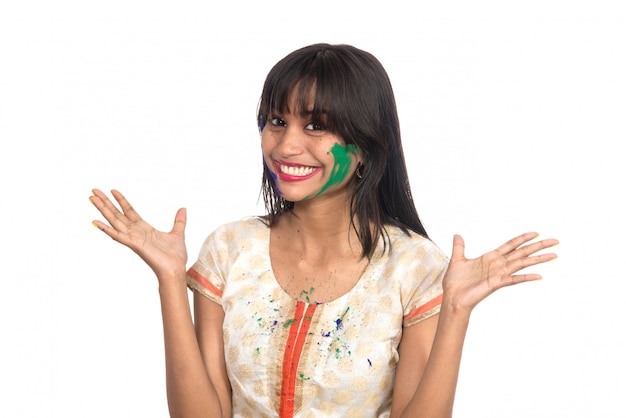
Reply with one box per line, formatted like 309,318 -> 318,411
257,50 -> 348,136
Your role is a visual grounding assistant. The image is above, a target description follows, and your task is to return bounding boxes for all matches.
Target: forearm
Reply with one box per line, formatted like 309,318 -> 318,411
399,300 -> 471,418
158,274 -> 224,418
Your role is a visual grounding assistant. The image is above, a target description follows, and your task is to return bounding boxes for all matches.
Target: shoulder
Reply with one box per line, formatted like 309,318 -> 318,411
377,227 -> 448,326
372,225 -> 449,288
382,225 -> 448,266
197,217 -> 269,254
206,217 -> 268,240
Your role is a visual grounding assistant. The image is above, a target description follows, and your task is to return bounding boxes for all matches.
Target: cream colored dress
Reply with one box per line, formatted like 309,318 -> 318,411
187,217 -> 448,418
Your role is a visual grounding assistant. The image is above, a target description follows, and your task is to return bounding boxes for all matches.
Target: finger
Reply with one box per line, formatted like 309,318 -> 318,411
500,272 -> 544,288
450,234 -> 466,262
90,189 -> 131,230
110,189 -> 142,222
505,251 -> 558,274
509,238 -> 559,261
495,232 -> 540,255
171,208 -> 187,236
91,218 -> 129,244
90,188 -> 115,213
91,188 -> 124,218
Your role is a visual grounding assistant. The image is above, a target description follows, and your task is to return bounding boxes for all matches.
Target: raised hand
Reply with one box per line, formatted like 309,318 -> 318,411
89,189 -> 188,280
442,232 -> 558,313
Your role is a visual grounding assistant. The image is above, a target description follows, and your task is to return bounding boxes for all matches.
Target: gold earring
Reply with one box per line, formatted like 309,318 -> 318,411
356,163 -> 363,179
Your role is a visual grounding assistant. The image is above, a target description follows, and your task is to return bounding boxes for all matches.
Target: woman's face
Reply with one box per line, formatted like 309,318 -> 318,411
260,95 -> 361,203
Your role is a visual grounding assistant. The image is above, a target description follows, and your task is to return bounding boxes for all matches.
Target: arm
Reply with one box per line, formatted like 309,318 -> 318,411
192,292 -> 232,417
391,233 -> 558,418
390,305 -> 468,418
90,189 -> 228,417
389,314 -> 440,418
159,275 -> 228,417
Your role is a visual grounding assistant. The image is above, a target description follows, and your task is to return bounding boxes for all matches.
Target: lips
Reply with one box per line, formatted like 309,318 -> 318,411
274,161 -> 321,182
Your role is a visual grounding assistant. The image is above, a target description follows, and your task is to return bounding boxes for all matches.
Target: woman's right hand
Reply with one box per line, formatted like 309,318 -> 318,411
89,189 -> 188,281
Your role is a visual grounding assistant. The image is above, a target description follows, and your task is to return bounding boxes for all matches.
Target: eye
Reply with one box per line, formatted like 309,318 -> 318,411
304,121 -> 326,131
270,116 -> 286,127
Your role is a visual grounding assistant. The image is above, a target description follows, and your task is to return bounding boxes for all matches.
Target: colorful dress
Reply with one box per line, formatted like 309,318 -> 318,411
187,217 -> 448,418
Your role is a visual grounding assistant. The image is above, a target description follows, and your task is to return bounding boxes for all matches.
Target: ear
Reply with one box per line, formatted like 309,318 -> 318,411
355,151 -> 364,165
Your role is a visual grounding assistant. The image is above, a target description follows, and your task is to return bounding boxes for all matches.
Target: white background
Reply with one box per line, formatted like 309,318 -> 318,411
1,1 -> 624,416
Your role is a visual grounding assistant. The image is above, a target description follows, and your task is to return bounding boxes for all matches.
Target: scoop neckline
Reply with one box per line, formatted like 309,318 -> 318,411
262,222 -> 382,305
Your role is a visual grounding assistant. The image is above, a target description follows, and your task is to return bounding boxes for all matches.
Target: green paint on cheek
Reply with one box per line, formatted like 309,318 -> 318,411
311,143 -> 360,198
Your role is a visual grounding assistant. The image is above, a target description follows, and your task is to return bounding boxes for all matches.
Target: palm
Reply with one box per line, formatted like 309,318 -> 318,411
90,189 -> 188,277
442,233 -> 558,312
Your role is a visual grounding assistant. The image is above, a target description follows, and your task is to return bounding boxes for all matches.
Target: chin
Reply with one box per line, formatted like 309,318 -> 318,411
280,193 -> 315,203
274,184 -> 320,202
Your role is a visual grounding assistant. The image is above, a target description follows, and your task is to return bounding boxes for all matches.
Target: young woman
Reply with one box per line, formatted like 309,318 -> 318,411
90,43 -> 558,418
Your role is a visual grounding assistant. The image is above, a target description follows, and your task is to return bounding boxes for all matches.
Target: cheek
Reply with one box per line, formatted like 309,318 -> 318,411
311,143 -> 357,198
330,143 -> 358,175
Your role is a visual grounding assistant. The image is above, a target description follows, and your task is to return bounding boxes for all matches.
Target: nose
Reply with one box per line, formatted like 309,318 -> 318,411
272,125 -> 305,157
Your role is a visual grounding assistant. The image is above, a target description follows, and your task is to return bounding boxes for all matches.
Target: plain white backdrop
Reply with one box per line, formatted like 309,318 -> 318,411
1,1 -> 624,416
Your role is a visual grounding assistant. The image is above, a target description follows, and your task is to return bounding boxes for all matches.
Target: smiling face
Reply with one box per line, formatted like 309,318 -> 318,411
261,102 -> 361,203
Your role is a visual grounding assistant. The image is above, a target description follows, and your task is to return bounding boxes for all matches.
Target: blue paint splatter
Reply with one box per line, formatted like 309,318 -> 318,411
335,307 -> 350,330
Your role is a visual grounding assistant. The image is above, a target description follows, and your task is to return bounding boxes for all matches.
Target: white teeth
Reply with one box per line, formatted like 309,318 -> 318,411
280,164 -> 316,177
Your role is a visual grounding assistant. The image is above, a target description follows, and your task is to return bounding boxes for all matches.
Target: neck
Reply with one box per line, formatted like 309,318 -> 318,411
281,195 -> 362,258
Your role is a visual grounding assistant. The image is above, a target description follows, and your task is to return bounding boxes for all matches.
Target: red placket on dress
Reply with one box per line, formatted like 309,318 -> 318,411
279,301 -> 318,417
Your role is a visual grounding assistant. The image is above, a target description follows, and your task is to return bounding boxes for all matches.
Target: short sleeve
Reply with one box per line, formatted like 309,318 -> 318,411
400,237 -> 449,327
186,225 -> 234,305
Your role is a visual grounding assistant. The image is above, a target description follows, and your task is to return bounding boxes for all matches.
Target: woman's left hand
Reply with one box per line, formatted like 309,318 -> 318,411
442,232 -> 558,313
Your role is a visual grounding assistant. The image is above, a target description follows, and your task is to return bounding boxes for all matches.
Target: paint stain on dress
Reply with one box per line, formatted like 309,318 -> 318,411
335,307 -> 350,330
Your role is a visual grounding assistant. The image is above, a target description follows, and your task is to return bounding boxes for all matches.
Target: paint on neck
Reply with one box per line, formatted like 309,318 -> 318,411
309,143 -> 360,198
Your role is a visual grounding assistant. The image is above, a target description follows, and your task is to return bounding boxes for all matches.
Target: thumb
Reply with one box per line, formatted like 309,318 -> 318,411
171,207 -> 187,235
450,234 -> 466,262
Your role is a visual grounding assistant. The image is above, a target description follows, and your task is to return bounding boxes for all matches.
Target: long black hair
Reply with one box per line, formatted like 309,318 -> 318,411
257,43 -> 428,258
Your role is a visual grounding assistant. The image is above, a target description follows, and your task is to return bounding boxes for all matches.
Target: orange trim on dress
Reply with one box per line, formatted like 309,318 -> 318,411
279,301 -> 317,418
187,268 -> 224,298
403,293 -> 443,322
